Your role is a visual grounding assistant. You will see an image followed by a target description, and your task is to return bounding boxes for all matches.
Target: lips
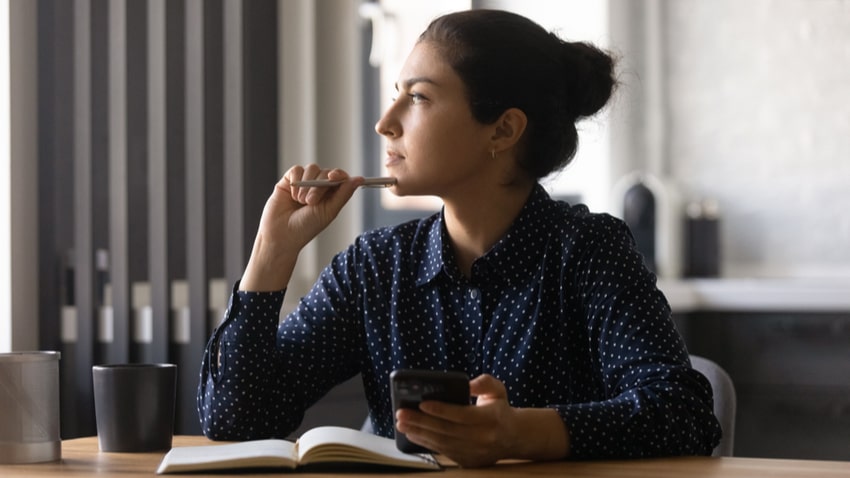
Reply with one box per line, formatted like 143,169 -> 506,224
385,149 -> 404,168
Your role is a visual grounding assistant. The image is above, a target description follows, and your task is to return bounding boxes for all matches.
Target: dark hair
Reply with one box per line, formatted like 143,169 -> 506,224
419,9 -> 617,179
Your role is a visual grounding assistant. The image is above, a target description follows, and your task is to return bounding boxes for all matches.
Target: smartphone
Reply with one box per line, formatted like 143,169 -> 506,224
390,369 -> 470,454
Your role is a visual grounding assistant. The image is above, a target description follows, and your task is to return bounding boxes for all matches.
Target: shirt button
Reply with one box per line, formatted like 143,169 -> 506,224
469,288 -> 479,299
467,351 -> 477,363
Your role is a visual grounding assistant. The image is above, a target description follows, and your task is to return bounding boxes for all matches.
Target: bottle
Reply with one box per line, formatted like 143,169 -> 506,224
612,172 -> 682,279
623,180 -> 657,273
683,199 -> 721,277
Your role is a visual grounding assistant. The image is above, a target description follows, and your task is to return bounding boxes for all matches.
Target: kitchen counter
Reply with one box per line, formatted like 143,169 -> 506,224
658,278 -> 850,313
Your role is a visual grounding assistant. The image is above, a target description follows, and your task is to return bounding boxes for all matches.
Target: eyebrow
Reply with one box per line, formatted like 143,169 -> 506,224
395,77 -> 439,91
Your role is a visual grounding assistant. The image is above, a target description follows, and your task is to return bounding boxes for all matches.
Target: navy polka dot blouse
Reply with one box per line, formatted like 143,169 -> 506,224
197,184 -> 721,459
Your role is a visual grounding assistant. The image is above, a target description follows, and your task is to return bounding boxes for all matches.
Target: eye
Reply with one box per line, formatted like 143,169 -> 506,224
408,92 -> 427,105
390,92 -> 428,105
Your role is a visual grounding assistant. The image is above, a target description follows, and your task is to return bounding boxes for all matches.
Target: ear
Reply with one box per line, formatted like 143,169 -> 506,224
490,107 -> 528,152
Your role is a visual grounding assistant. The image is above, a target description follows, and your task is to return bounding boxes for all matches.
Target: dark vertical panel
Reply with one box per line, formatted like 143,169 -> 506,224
204,0 -> 224,282
148,0 -> 170,364
72,0 -> 97,438
36,0 -> 61,356
166,0 -> 187,283
164,0 -> 189,431
242,0 -> 278,262
90,0 -> 112,366
125,0 -> 149,363
165,0 -> 190,432
88,0 -> 108,252
127,0 -> 149,284
38,0 -> 77,438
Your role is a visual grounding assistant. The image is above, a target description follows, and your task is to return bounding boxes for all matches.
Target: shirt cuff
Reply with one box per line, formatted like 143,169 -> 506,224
207,280 -> 285,378
552,400 -> 638,460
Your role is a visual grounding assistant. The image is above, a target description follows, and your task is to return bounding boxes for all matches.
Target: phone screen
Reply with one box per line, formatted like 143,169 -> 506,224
390,369 -> 470,454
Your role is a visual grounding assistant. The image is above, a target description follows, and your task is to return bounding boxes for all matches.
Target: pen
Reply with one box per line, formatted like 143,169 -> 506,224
292,177 -> 397,188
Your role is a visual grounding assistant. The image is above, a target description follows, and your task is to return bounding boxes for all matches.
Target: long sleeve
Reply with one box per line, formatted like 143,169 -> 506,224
197,262 -> 366,440
196,285 -> 293,440
553,218 -> 721,459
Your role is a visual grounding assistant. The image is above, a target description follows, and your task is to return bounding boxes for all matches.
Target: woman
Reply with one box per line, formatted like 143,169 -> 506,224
198,9 -> 721,467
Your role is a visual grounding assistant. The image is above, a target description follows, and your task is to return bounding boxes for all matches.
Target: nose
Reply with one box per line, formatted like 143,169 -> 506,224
375,106 -> 400,138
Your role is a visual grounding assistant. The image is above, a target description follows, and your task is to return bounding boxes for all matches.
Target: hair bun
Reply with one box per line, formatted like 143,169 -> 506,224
560,40 -> 617,119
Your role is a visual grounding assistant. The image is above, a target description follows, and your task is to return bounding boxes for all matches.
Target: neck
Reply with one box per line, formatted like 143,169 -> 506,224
442,182 -> 534,277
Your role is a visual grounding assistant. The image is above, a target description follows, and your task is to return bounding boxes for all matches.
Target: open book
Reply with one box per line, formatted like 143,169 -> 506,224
156,426 -> 440,474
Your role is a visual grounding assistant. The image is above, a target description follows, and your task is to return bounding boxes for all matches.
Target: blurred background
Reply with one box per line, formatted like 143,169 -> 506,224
2,0 -> 848,460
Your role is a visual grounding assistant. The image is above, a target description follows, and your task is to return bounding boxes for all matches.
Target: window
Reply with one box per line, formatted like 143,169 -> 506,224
362,0 -> 611,229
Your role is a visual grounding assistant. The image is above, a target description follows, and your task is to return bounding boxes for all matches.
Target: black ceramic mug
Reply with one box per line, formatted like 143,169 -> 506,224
92,363 -> 177,452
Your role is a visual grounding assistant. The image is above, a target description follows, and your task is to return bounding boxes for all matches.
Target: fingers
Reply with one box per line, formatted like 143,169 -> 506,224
411,374 -> 506,424
414,399 -> 468,421
469,374 -> 508,402
395,406 -> 506,468
395,408 -> 462,453
286,165 -> 365,205
288,165 -> 332,204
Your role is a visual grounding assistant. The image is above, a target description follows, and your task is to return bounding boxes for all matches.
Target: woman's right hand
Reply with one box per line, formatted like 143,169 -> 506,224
239,165 -> 363,292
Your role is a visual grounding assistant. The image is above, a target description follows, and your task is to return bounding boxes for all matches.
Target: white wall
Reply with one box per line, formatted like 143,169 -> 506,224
1,0 -> 38,353
664,0 -> 850,277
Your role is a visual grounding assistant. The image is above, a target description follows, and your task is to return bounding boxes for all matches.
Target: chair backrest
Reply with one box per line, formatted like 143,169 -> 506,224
690,354 -> 737,456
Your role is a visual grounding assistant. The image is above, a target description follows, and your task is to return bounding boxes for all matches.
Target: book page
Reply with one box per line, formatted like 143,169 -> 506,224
296,426 -> 439,470
157,439 -> 297,474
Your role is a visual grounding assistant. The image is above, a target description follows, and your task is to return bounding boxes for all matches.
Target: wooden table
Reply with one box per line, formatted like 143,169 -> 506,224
2,436 -> 849,477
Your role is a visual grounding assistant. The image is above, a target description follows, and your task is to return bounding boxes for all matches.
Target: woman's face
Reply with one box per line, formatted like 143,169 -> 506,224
375,41 -> 494,198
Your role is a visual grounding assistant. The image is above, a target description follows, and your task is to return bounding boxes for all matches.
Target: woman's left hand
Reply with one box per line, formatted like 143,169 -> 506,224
394,374 -> 569,468
395,374 -> 515,467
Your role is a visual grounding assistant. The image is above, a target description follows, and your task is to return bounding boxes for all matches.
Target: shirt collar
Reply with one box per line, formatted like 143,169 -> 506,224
415,184 -> 557,287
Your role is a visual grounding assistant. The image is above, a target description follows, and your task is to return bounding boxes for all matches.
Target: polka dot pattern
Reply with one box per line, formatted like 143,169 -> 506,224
197,184 -> 721,458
